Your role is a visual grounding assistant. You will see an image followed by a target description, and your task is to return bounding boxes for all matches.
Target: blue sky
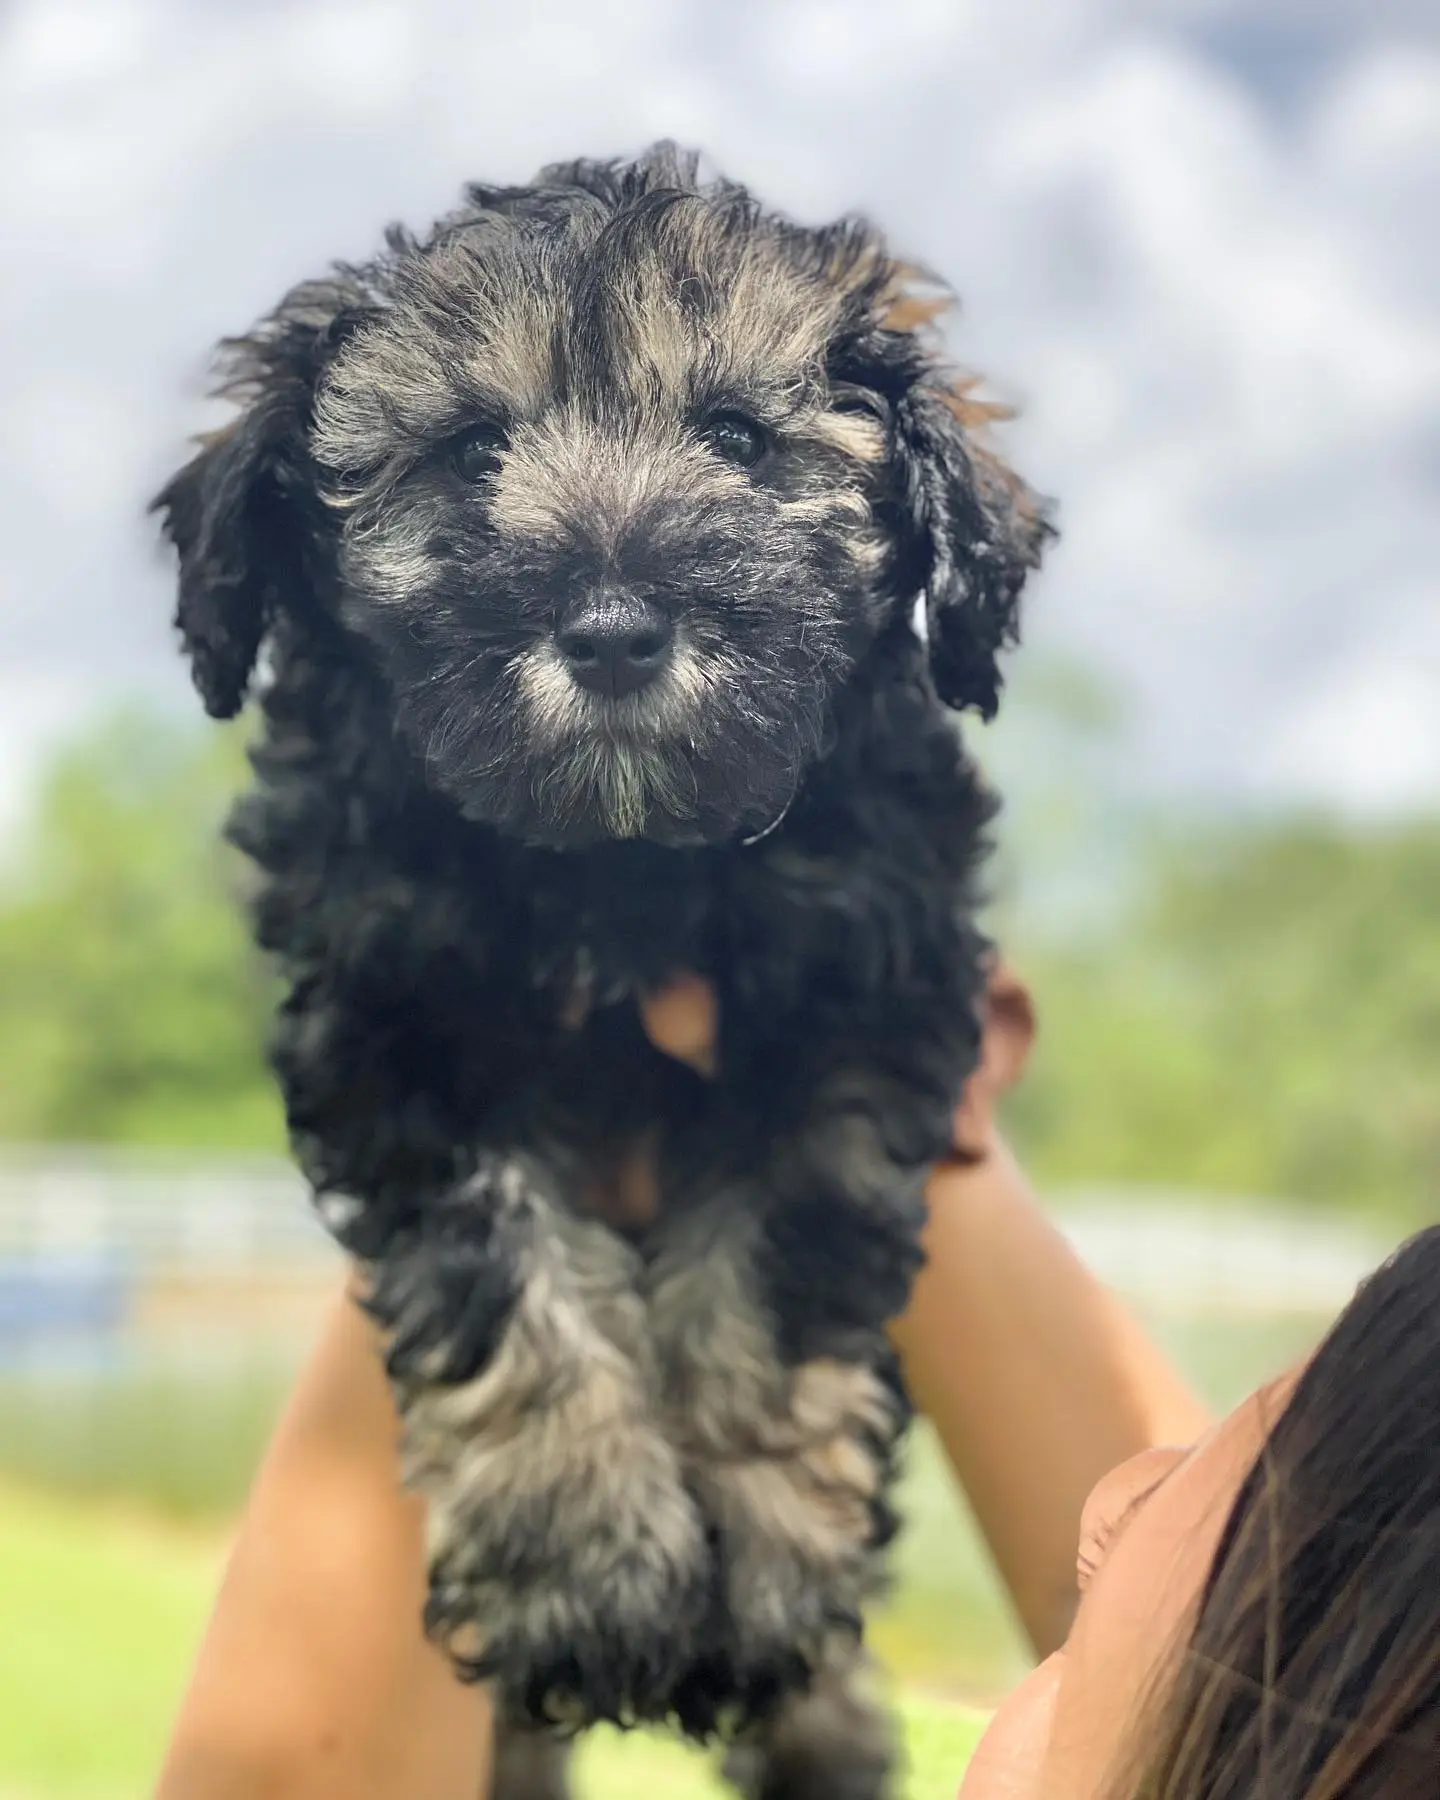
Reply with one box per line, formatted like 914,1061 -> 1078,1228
0,0 -> 1436,842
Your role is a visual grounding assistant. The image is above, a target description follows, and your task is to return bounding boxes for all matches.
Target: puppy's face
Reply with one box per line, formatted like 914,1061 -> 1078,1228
157,149 -> 1052,847
313,209 -> 893,847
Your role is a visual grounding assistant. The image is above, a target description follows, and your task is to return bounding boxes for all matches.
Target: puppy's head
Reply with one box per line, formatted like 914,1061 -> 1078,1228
156,144 -> 1052,847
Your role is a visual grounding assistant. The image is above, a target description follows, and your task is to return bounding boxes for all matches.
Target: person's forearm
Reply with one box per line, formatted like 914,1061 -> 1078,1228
155,1288 -> 490,1800
890,1137 -> 1211,1657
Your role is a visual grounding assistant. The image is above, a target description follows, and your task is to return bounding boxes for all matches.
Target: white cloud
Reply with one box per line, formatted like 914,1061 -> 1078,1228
0,0 -> 1435,841
1,0 -> 166,91
1258,627 -> 1440,815
1314,40 -> 1440,172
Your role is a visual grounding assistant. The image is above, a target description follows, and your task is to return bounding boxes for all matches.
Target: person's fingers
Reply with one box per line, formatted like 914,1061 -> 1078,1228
639,974 -> 719,1077
982,965 -> 1038,1092
952,962 -> 1037,1157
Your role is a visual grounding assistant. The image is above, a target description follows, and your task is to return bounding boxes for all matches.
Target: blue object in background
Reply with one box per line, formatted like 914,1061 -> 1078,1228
0,1253 -> 132,1363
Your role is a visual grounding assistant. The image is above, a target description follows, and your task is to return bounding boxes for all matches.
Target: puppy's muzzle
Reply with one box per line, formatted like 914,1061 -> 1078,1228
556,588 -> 674,701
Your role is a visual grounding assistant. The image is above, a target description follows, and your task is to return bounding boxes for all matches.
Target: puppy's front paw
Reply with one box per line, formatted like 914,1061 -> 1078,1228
428,1450 -> 711,1727
410,1360 -> 711,1728
385,1168 -> 714,1725
689,1359 -> 898,1688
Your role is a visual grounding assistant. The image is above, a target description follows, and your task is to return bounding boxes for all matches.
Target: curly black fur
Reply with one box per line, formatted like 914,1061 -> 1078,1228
155,143 -> 1052,1797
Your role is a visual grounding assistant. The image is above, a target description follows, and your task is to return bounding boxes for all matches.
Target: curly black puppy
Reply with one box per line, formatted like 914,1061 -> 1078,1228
156,143 -> 1051,1799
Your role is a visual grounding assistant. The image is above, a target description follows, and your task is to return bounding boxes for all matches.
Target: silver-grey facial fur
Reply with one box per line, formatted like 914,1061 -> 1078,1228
298,167 -> 1012,849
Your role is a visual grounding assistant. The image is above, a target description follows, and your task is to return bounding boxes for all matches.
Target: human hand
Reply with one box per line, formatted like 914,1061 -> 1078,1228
637,963 -> 1035,1158
950,960 -> 1035,1158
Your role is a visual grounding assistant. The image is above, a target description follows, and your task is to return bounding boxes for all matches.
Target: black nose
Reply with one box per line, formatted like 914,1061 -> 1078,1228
556,591 -> 674,699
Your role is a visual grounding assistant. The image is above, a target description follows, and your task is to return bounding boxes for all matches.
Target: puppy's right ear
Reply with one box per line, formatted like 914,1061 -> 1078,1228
152,393 -> 294,719
153,294 -> 368,720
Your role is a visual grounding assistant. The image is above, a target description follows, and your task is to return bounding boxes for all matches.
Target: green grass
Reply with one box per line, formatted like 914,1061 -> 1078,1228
0,1483 -> 224,1799
0,1307 -> 1325,1523
0,1305 -> 1329,1797
572,1697 -> 986,1800
0,1481 -> 984,1800
0,1356 -> 297,1515
0,1362 -> 1030,1698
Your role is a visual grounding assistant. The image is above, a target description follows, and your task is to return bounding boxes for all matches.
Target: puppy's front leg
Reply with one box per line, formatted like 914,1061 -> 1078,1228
650,1083 -> 931,1720
359,1152 -> 709,1729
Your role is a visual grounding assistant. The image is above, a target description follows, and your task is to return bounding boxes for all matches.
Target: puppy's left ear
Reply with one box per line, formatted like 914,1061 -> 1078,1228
894,380 -> 1054,719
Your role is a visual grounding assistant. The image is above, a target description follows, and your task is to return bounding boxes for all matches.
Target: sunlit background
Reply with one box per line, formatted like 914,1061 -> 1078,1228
1,3 -> 1437,1797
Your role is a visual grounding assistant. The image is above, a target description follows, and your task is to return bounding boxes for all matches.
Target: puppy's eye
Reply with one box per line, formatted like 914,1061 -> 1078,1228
698,412 -> 768,469
450,423 -> 508,481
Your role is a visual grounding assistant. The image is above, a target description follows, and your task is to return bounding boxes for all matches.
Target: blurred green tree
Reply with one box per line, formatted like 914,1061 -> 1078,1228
0,708 -> 281,1147
0,703 -> 1434,1221
1009,816 -> 1440,1224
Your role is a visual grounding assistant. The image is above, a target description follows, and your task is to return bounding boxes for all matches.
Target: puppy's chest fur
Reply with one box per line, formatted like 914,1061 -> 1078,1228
237,619 -> 992,1206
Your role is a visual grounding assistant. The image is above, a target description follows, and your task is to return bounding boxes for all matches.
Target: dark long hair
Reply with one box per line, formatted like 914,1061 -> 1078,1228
1117,1224 -> 1440,1799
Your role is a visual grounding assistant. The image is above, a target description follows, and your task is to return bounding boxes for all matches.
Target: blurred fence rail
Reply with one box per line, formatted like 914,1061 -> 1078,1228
0,1148 -> 334,1351
0,1146 -> 328,1270
0,1148 -> 1399,1516
0,1147 -> 1397,1347
1054,1188 -> 1394,1317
